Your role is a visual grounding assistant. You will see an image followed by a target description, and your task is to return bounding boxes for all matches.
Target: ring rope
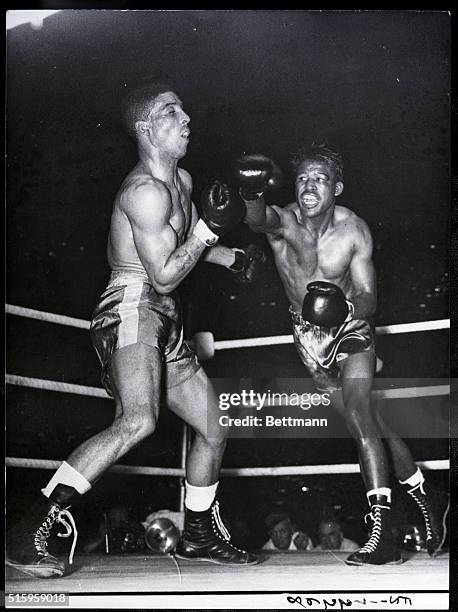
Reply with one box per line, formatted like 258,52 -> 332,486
6,374 -> 110,399
214,318 -> 450,350
6,305 -> 450,482
5,456 -> 449,476
5,374 -> 450,401
6,304 -> 90,330
5,303 -> 450,349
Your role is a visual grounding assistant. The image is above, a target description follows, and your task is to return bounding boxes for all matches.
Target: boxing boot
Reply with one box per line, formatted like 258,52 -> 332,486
5,485 -> 78,578
346,491 -> 402,566
400,472 -> 449,556
175,500 -> 258,565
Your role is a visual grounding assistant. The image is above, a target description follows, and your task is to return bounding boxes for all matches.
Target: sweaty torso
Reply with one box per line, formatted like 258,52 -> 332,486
107,164 -> 193,274
266,204 -> 360,312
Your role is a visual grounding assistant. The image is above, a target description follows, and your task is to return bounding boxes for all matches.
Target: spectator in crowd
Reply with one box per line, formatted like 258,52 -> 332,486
315,518 -> 359,552
262,512 -> 313,551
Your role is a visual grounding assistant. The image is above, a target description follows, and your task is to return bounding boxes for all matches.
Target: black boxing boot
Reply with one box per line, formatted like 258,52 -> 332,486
175,500 -> 258,565
400,469 -> 449,556
6,485 -> 78,578
346,490 -> 402,566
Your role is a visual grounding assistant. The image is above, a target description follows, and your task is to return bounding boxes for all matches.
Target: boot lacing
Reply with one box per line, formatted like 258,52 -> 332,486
212,502 -> 231,541
34,505 -> 78,565
407,483 -> 432,541
359,504 -> 389,554
211,501 -> 245,554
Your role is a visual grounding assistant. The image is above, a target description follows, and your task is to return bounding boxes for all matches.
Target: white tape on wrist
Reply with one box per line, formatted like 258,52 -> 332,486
193,219 -> 219,246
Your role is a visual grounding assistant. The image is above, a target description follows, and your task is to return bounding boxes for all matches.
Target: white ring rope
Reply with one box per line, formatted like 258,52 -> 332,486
5,456 -> 449,476
214,318 -> 450,350
6,374 -> 110,399
6,304 -> 91,330
5,303 -> 450,349
6,304 -> 450,480
5,374 -> 450,401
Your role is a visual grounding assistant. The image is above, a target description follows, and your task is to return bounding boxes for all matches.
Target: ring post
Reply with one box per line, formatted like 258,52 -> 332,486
179,424 -> 190,512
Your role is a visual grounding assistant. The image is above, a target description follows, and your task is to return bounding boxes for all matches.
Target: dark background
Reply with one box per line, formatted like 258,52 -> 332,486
6,10 -> 450,548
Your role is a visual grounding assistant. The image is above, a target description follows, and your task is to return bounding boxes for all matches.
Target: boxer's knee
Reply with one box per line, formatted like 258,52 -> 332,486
113,404 -> 157,443
342,392 -> 378,437
197,427 -> 228,451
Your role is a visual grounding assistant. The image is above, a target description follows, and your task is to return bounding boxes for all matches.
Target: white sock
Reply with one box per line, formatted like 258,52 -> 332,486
41,461 -> 92,498
185,481 -> 218,511
399,467 -> 424,488
366,487 -> 391,504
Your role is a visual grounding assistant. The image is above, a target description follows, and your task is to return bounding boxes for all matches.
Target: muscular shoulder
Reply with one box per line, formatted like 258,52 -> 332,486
335,206 -> 373,252
260,201 -> 297,236
272,201 -> 299,224
119,174 -> 172,224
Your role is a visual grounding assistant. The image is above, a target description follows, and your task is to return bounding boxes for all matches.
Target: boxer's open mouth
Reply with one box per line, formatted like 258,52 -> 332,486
302,195 -> 319,206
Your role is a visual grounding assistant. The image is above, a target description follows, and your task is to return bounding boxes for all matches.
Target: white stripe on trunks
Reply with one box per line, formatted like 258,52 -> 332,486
118,282 -> 144,348
166,325 -> 184,362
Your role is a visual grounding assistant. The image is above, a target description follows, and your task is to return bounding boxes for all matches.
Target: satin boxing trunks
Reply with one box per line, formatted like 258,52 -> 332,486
289,306 -> 375,392
90,270 -> 201,397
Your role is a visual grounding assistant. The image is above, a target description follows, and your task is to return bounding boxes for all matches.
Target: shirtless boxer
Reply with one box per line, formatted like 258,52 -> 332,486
236,144 -> 447,565
6,83 -> 259,578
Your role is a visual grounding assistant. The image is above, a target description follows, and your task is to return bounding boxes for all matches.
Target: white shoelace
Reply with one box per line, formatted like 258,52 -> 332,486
57,508 -> 78,564
211,501 -> 246,554
34,505 -> 78,565
359,504 -> 390,554
408,484 -> 432,540
212,502 -> 231,541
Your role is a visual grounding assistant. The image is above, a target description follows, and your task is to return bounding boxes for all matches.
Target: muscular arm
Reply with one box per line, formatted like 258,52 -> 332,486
349,219 -> 377,319
243,196 -> 282,234
125,181 -> 206,294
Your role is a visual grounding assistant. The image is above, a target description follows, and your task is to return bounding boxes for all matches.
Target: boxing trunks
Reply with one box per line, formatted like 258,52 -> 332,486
90,270 -> 200,397
289,306 -> 375,392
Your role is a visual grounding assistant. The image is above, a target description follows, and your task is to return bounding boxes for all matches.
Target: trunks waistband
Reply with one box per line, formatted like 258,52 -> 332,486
107,270 -> 150,288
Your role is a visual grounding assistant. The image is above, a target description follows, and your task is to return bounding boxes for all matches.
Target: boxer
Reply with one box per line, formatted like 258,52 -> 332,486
6,83 -> 260,578
236,144 -> 447,565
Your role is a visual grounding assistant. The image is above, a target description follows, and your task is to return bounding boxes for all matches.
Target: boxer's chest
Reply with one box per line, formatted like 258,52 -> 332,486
270,225 -> 353,280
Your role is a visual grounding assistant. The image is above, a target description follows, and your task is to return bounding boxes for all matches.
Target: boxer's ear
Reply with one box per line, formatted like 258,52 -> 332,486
135,120 -> 150,135
334,182 -> 344,197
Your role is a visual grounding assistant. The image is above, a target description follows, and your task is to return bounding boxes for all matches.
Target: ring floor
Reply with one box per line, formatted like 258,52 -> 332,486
5,550 -> 449,593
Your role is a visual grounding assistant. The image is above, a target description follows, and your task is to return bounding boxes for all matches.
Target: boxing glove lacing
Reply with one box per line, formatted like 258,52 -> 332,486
407,484 -> 433,541
34,505 -> 78,565
358,504 -> 389,554
211,501 -> 245,554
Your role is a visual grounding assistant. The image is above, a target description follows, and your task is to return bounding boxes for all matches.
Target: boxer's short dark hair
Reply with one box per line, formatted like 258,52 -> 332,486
122,81 -> 175,139
292,141 -> 344,182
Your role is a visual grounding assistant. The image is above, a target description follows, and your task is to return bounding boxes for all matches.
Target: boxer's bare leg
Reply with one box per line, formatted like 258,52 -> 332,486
373,411 -> 418,481
66,343 -> 161,482
167,367 -> 227,486
167,368 -> 257,565
332,351 -> 389,491
336,351 -> 401,566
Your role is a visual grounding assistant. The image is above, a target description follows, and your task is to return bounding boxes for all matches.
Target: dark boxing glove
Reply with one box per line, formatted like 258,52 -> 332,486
229,244 -> 267,283
234,154 -> 283,200
194,180 -> 245,246
302,281 -> 355,328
